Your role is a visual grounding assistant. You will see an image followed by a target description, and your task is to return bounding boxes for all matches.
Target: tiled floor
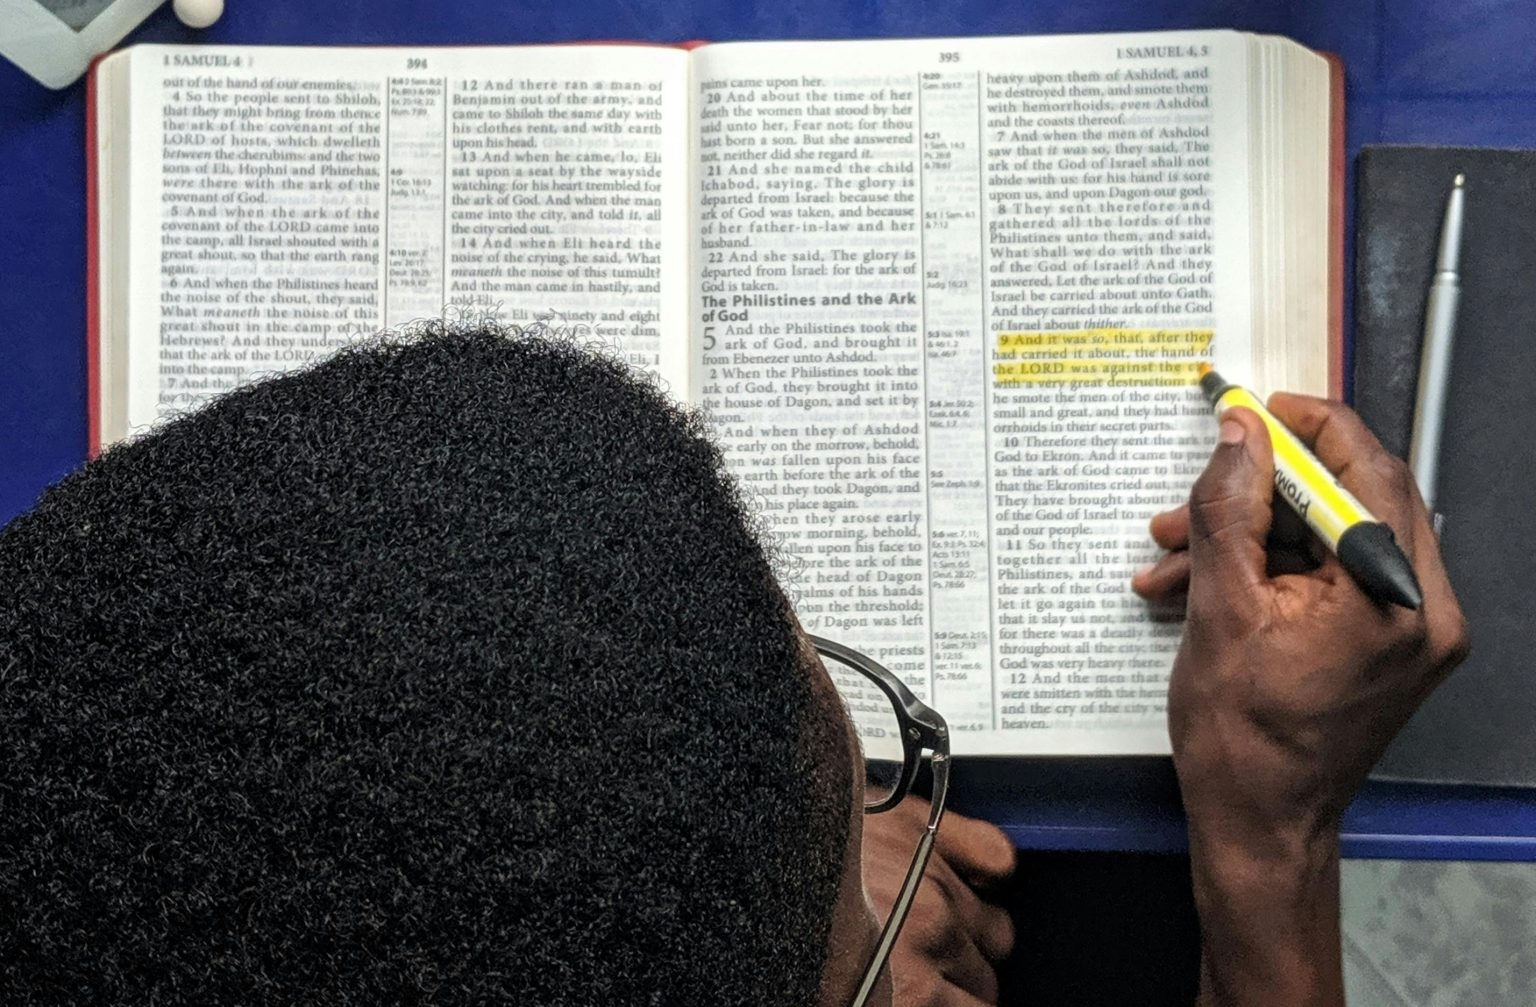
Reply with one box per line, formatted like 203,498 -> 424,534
1343,859 -> 1536,1006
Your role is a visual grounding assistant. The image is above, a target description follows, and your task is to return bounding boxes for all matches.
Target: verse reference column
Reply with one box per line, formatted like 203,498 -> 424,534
384,73 -> 448,325
916,72 -> 995,733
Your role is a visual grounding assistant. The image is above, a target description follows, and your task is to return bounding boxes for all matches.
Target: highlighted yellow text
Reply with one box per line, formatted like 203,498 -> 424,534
994,359 -> 1204,386
993,328 -> 1214,387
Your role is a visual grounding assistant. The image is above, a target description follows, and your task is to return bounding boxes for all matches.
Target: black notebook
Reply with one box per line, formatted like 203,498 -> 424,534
1356,145 -> 1536,787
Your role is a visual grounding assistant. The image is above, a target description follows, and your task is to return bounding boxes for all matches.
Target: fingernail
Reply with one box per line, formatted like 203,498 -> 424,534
1220,418 -> 1246,445
1133,563 -> 1155,580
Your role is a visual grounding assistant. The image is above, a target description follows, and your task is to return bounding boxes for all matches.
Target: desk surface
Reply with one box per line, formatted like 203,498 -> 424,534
5,0 -> 1536,859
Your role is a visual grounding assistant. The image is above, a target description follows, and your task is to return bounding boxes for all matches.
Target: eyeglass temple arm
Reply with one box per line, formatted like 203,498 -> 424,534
849,748 -> 951,1007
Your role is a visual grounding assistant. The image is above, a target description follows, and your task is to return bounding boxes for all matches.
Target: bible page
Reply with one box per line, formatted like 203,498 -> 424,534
107,44 -> 690,440
693,32 -> 1259,754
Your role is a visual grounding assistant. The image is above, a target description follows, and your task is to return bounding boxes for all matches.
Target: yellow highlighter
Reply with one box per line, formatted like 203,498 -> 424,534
1198,365 -> 1423,610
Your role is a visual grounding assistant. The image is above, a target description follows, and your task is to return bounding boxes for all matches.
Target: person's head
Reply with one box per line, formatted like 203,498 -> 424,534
0,326 -> 886,1005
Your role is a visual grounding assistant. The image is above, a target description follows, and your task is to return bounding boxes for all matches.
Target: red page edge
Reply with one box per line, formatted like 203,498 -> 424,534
1325,51 -> 1346,402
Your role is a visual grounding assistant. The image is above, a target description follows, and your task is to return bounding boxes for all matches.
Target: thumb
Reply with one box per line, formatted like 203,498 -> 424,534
1187,406 -> 1275,617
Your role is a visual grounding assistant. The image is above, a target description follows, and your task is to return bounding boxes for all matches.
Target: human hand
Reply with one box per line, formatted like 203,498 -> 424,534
1131,394 -> 1468,1005
1133,394 -> 1469,843
862,798 -> 1016,1006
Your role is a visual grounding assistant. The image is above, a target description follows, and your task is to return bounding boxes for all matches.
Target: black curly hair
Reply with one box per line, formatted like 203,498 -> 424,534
0,325 -> 853,1005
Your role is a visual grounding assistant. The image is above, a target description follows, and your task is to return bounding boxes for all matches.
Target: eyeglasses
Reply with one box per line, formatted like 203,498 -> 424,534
810,635 -> 950,1007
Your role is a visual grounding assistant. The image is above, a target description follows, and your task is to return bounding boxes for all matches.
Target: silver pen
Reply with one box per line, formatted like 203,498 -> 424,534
1409,172 -> 1465,519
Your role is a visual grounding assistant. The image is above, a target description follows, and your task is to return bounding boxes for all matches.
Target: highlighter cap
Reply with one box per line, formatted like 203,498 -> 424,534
1337,521 -> 1424,610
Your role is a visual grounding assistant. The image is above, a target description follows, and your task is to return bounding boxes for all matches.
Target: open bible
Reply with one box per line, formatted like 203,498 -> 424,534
91,31 -> 1342,755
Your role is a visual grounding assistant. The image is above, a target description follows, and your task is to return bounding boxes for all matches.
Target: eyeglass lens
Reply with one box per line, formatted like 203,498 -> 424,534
818,650 -> 906,808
